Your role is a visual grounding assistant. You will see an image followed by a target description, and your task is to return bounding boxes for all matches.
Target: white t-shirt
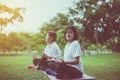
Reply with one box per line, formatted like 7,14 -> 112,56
44,42 -> 61,59
64,40 -> 84,73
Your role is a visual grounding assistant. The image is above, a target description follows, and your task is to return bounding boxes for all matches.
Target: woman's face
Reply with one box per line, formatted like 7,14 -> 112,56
46,33 -> 52,44
65,29 -> 74,42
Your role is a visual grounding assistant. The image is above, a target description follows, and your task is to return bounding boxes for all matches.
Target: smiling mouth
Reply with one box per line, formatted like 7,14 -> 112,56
66,36 -> 72,40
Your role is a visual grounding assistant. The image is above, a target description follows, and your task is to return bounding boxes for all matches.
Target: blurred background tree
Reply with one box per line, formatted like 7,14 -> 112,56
0,4 -> 25,32
0,0 -> 120,55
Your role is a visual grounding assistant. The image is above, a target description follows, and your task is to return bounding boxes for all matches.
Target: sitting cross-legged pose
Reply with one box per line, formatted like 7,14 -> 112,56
32,31 -> 62,70
33,26 -> 84,79
54,25 -> 84,79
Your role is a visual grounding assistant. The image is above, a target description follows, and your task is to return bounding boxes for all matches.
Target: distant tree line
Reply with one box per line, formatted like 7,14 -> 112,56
0,32 -> 46,54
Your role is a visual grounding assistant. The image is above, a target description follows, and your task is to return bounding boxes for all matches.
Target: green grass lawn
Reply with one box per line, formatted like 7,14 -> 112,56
82,54 -> 120,80
0,53 -> 120,80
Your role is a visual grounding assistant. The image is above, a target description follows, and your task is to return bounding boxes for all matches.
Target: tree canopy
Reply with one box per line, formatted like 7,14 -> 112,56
67,0 -> 120,53
0,4 -> 25,32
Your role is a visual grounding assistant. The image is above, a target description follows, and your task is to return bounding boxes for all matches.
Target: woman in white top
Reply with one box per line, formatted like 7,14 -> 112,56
55,25 -> 84,79
63,26 -> 84,73
43,31 -> 61,59
33,31 -> 61,69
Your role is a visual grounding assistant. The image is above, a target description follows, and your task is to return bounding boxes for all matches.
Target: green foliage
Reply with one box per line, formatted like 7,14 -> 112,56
0,33 -> 9,53
18,32 -> 31,51
0,32 -> 45,53
0,4 -> 25,32
67,0 -> 120,52
56,26 -> 67,51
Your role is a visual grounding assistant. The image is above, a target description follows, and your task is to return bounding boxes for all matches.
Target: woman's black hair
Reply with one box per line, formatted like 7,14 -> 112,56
47,31 -> 57,42
64,25 -> 79,41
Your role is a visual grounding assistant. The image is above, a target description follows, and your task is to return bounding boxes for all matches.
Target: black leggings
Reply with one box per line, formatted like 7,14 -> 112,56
56,63 -> 83,79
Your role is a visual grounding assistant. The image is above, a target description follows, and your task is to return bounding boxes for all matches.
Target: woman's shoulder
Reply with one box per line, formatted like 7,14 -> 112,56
71,40 -> 80,47
72,40 -> 79,44
51,41 -> 55,45
52,42 -> 60,48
